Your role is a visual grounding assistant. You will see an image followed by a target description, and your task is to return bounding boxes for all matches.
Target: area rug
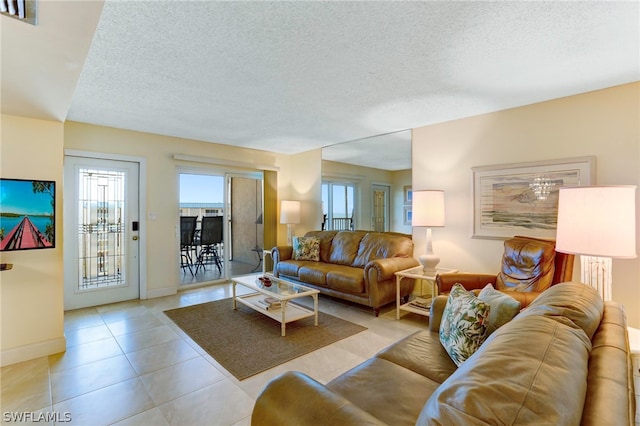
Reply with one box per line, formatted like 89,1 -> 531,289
164,298 -> 367,380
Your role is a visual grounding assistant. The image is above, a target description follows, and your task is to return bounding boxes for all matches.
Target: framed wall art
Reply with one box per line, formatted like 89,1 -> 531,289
472,156 -> 595,239
0,178 -> 56,251
403,186 -> 412,225
403,186 -> 412,205
403,206 -> 412,226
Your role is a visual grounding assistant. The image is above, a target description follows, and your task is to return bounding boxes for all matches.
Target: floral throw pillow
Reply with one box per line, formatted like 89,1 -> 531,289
439,283 -> 491,366
292,236 -> 320,261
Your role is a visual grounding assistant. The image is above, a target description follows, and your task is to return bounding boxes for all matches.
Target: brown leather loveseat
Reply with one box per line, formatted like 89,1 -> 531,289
271,230 -> 420,316
252,282 -> 635,425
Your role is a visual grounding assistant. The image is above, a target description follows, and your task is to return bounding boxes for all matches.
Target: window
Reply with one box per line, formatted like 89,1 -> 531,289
322,181 -> 355,230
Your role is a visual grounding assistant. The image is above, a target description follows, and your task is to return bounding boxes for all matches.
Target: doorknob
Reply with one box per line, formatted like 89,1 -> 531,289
132,235 -> 139,241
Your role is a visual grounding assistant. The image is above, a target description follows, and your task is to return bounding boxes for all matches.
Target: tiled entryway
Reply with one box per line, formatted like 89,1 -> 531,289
1,282 -> 426,425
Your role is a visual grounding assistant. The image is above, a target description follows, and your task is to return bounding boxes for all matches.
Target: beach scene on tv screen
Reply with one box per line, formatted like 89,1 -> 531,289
0,179 -> 55,251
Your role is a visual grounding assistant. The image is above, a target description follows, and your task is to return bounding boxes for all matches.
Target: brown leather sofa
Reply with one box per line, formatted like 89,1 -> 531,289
252,282 -> 634,425
271,230 -> 420,316
436,235 -> 575,307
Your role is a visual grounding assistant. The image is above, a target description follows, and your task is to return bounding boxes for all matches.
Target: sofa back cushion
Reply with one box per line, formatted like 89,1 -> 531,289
328,231 -> 367,266
418,312 -> 592,425
518,282 -> 603,340
496,236 -> 556,292
418,282 -> 603,425
352,232 -> 414,268
304,230 -> 338,263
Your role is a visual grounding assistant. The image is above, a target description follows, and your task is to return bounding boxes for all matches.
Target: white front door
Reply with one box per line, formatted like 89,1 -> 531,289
64,156 -> 140,310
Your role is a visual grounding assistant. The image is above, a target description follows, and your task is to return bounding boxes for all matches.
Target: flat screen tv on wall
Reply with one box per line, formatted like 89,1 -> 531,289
0,178 -> 56,251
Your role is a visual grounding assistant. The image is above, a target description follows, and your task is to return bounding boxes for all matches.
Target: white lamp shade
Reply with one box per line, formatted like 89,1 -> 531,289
556,186 -> 637,258
412,190 -> 445,227
280,200 -> 301,224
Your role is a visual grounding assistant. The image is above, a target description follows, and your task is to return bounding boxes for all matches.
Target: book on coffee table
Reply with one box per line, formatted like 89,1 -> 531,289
257,297 -> 281,310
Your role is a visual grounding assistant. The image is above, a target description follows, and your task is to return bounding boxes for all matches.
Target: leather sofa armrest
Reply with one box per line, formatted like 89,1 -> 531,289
365,257 -> 420,282
504,291 -> 540,308
252,371 -> 385,426
436,273 -> 539,308
271,245 -> 293,266
436,273 -> 497,293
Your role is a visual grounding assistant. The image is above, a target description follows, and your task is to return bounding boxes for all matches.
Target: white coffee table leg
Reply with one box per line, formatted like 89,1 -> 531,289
232,281 -> 237,309
281,300 -> 287,336
396,275 -> 401,320
313,294 -> 318,326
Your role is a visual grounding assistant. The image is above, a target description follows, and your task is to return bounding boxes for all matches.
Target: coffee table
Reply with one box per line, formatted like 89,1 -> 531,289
232,273 -> 319,336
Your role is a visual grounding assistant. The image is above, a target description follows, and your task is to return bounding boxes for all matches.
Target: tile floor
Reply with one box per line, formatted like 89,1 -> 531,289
1,281 -> 427,426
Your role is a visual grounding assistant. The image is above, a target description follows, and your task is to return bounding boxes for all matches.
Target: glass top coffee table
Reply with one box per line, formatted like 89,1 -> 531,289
232,273 -> 319,336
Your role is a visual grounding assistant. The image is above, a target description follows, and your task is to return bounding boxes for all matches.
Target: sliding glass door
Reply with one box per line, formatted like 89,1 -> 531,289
322,181 -> 356,231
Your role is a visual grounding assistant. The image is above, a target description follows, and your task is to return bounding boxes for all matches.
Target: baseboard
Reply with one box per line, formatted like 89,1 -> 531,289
145,287 -> 177,299
1,336 -> 66,367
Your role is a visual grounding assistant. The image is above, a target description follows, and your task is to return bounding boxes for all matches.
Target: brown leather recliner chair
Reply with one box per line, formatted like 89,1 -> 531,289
435,236 -> 575,308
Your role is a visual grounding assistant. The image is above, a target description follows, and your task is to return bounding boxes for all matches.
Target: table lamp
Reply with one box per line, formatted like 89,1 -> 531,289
556,185 -> 637,301
412,190 -> 445,274
280,200 -> 301,246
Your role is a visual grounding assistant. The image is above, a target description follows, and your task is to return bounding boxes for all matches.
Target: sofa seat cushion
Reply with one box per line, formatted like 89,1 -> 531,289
327,265 -> 366,294
376,331 -> 457,384
418,313 -> 592,425
298,263 -> 333,287
328,357 -> 439,426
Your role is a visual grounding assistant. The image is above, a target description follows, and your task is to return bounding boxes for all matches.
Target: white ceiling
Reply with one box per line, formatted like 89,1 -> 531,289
2,1 -> 639,170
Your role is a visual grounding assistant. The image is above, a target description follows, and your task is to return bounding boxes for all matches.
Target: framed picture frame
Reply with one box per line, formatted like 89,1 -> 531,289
472,156 -> 595,239
0,178 -> 56,251
403,206 -> 412,226
403,186 -> 412,205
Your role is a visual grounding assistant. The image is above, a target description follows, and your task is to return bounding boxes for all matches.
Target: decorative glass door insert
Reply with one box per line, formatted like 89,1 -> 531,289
77,168 -> 127,289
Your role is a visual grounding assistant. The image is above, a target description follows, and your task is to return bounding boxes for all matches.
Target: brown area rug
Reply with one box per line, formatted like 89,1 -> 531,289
164,298 -> 366,380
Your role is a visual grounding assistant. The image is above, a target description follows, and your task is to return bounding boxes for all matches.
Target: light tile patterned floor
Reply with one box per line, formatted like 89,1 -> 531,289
1,282 -> 427,425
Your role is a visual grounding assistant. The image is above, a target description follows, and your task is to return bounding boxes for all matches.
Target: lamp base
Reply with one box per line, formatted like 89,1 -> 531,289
580,255 -> 612,301
418,253 -> 440,276
286,224 -> 295,246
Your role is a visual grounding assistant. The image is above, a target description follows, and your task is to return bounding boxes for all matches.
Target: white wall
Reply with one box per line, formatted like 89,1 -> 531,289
412,82 -> 640,327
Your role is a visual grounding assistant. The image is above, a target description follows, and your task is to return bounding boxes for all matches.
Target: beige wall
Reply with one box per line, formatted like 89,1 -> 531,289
282,149 -> 322,240
0,114 -> 66,365
412,82 -> 640,327
392,169 -> 412,234
322,160 -> 410,233
64,121 -> 293,299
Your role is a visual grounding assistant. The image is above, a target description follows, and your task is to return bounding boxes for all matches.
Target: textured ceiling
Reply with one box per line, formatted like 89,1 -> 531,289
3,2 -> 639,170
